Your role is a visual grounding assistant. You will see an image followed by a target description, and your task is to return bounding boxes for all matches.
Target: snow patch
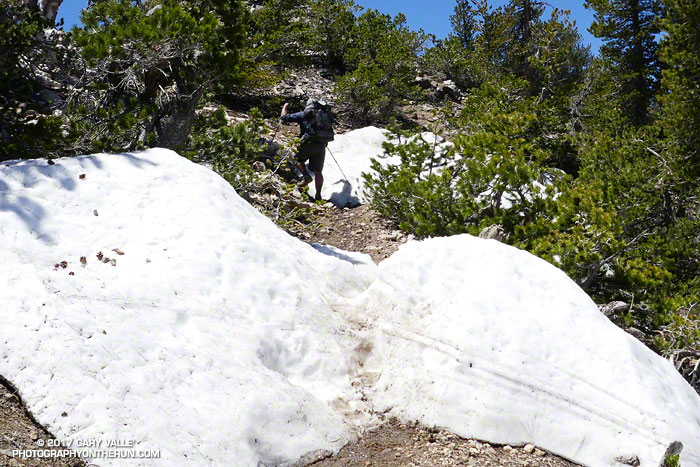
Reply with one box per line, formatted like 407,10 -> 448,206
1,148 -> 700,467
0,149 -> 374,465
363,235 -> 700,466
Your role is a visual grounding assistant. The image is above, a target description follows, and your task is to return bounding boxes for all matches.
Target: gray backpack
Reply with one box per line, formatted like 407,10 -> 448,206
305,100 -> 335,143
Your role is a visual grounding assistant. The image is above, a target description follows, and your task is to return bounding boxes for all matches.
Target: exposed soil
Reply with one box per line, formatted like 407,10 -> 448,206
309,204 -> 408,263
312,419 -> 580,467
0,379 -> 85,467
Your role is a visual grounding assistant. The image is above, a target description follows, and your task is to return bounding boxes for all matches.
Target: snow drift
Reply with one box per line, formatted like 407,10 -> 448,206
363,236 -> 700,466
310,126 -> 451,207
1,148 -> 699,466
0,150 -> 376,465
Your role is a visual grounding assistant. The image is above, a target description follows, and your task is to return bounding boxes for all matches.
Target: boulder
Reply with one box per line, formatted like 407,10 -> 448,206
479,225 -> 505,242
436,80 -> 461,101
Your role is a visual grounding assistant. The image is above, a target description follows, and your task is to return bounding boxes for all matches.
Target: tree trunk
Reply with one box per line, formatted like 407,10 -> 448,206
155,89 -> 204,150
629,0 -> 648,124
19,0 -> 39,10
38,0 -> 62,22
519,0 -> 538,96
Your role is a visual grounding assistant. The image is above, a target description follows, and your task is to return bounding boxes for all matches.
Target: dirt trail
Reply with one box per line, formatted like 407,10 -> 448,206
312,419 -> 579,467
307,204 -> 408,263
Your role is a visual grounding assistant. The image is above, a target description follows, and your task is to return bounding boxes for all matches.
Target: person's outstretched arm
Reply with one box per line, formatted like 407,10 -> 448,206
280,103 -> 306,123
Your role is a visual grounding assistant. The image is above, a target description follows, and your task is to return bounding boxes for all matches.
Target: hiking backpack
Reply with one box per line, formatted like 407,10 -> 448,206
305,100 -> 335,143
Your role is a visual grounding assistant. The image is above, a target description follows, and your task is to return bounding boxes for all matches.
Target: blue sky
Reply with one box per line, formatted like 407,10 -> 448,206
57,0 -> 601,53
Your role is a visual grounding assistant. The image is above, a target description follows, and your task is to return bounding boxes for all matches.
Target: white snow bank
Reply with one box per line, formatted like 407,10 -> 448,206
2,150 -> 700,467
313,127 -> 556,213
363,235 -> 700,466
309,126 -> 391,207
309,127 -> 451,207
0,149 -> 376,466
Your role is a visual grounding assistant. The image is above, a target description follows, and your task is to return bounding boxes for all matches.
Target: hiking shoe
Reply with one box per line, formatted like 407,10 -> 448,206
298,174 -> 313,187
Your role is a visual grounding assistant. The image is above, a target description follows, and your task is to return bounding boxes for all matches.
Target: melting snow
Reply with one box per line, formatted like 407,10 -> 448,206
1,148 -> 699,466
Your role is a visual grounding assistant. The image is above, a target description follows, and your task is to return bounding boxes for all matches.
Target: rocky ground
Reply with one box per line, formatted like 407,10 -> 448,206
0,380 -> 84,467
308,203 -> 408,263
313,419 -> 579,467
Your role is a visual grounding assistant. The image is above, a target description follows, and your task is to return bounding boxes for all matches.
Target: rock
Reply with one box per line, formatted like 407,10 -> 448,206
436,80 -> 461,101
659,441 -> 683,467
533,448 -> 545,456
479,224 -> 505,242
39,88 -> 62,105
503,445 -> 513,452
288,449 -> 333,467
415,75 -> 435,90
378,231 -> 402,241
469,447 -> 479,456
614,454 -> 641,466
252,161 -> 266,172
625,327 -> 646,340
523,444 -> 535,454
599,300 -> 630,318
264,139 -> 282,157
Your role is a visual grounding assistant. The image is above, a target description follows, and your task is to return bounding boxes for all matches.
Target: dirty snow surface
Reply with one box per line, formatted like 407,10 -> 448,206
1,148 -> 699,467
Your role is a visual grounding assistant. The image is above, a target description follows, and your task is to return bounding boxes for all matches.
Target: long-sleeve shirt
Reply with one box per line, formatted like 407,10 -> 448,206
281,110 -> 313,139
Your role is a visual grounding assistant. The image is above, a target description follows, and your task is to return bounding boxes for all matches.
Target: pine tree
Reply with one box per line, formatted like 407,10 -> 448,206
335,9 -> 429,120
0,1 -> 76,161
585,0 -> 661,124
72,0 -> 247,151
659,0 -> 700,179
308,0 -> 361,71
451,0 -> 478,51
249,0 -> 311,67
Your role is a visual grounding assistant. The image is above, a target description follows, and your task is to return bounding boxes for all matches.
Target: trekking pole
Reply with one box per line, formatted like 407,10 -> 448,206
271,119 -> 281,142
326,147 -> 349,182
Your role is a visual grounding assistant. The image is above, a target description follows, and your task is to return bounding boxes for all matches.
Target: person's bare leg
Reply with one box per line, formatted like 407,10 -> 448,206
314,171 -> 323,199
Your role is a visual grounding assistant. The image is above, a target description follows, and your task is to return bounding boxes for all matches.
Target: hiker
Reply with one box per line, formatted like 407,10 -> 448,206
280,98 -> 334,201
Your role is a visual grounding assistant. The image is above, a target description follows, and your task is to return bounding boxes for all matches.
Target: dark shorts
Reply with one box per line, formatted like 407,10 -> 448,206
297,141 -> 326,173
